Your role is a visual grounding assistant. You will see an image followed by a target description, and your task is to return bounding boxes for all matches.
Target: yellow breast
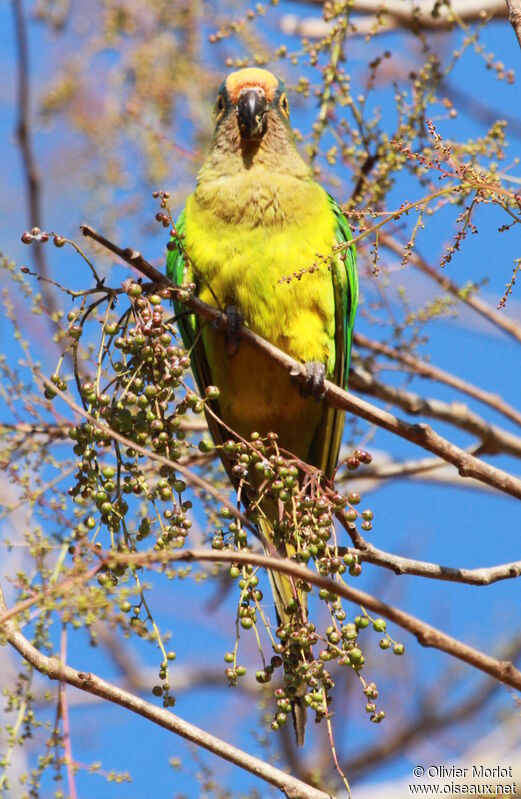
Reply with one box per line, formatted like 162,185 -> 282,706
183,171 -> 338,458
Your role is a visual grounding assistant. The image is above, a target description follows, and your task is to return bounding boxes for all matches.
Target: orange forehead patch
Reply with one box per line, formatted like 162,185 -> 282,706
225,68 -> 279,104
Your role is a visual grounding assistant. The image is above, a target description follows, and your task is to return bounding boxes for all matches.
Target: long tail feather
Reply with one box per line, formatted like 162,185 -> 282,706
258,516 -> 308,746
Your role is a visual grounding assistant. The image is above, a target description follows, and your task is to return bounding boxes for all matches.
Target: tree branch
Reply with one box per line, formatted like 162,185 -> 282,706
349,540 -> 521,585
284,0 -> 508,37
78,225 -> 521,501
341,446 -> 498,491
5,547 -> 521,694
143,550 -> 521,693
12,0 -> 59,320
506,0 -> 521,50
349,365 -> 521,459
344,0 -> 507,24
354,331 -> 521,429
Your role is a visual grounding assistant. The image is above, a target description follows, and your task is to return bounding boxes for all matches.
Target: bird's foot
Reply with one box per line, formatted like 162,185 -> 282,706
225,305 -> 243,357
299,361 -> 327,399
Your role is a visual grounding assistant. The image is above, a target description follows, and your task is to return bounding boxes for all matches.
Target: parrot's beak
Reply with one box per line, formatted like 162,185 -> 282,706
237,89 -> 268,141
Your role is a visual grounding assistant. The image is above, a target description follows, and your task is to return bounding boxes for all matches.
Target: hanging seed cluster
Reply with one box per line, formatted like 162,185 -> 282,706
39,279 -> 222,708
66,282 -> 198,562
208,432 -> 400,731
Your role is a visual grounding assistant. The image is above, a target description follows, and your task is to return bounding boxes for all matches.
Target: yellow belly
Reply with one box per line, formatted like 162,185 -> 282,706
202,327 -> 323,460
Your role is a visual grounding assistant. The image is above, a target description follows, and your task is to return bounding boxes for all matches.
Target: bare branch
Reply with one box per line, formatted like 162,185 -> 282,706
343,447 -> 501,491
349,540 -> 521,585
343,0 -> 507,24
0,421 -> 70,440
355,332 -> 521,429
78,225 -> 521,501
283,0 -> 507,37
12,0 -> 59,320
506,0 -> 521,50
0,418 -> 206,441
5,547 -> 521,694
350,365 -> 521,458
147,550 -> 521,693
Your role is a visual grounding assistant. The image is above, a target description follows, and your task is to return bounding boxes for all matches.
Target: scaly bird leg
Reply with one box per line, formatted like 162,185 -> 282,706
299,361 -> 327,399
225,304 -> 243,357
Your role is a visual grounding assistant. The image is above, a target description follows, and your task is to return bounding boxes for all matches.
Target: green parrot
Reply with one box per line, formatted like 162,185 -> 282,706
167,67 -> 358,745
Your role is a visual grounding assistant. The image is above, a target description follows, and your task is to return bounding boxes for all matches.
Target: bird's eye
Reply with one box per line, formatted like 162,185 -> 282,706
215,94 -> 226,120
279,93 -> 289,118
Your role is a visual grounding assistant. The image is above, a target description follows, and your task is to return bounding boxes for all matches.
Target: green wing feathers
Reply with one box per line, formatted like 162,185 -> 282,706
308,196 -> 358,478
166,209 -> 196,352
329,194 -> 358,391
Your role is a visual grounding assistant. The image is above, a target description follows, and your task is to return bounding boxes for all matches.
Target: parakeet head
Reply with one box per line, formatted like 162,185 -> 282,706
213,68 -> 292,145
196,66 -> 310,200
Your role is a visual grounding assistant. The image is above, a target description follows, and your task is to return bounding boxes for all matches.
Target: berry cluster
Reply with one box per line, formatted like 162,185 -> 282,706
206,432 -> 396,732
45,281 -> 214,709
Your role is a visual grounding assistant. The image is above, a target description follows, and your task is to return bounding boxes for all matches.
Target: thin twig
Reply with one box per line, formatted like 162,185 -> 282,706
381,232 -> 521,345
349,540 -> 521,586
12,0 -> 58,319
341,447 -> 503,492
59,625 -> 77,799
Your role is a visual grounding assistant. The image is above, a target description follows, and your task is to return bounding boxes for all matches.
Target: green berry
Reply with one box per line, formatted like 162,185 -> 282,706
198,439 -> 214,453
205,385 -> 220,400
